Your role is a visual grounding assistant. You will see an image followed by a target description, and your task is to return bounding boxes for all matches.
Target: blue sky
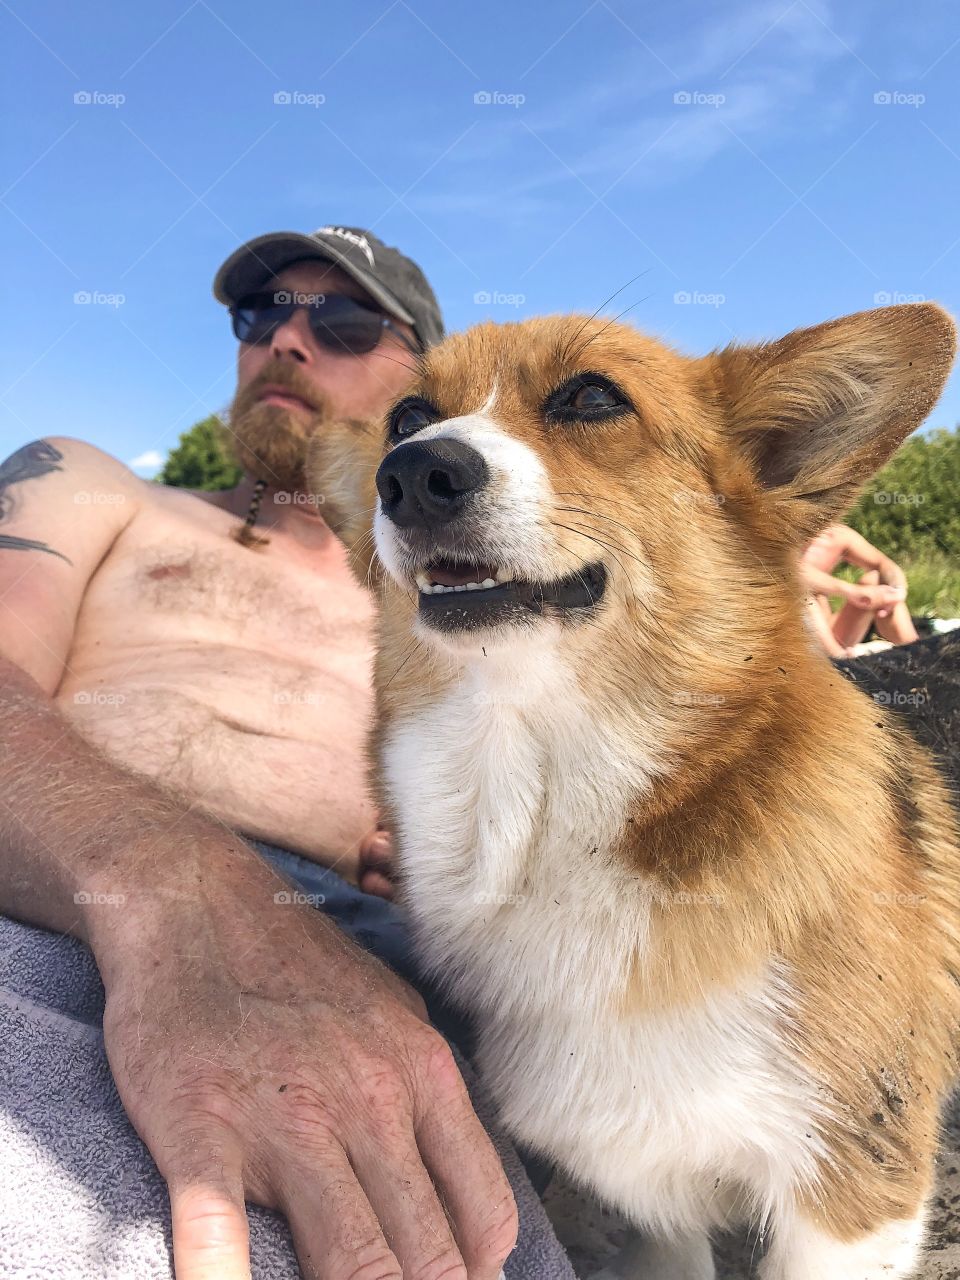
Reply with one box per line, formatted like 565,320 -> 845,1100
2,0 -> 959,475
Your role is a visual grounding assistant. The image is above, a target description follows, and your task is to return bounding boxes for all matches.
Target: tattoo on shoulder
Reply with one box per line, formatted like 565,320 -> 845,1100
0,440 -> 72,563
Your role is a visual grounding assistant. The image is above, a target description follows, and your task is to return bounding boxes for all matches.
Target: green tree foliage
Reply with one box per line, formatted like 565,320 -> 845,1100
157,415 -> 242,491
846,426 -> 959,560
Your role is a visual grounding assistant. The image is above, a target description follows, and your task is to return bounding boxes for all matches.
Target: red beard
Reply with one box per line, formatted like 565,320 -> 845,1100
227,359 -> 329,493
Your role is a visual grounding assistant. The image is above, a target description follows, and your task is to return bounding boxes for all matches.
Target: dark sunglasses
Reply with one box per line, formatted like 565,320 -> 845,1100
230,291 -> 421,356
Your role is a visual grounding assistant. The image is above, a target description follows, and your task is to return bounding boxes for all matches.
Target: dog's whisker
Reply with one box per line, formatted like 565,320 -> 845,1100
550,520 -> 671,647
550,520 -> 636,597
551,500 -> 650,545
549,535 -> 601,606
549,510 -> 647,566
567,296 -> 654,369
551,499 -> 681,609
382,635 -> 424,691
555,271 -> 651,368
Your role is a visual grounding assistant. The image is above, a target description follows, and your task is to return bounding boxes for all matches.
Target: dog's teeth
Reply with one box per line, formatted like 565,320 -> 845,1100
419,571 -> 512,596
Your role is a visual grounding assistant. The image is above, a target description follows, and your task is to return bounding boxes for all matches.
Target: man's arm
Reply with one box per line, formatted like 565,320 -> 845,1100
0,438 -> 516,1280
0,437 -> 204,942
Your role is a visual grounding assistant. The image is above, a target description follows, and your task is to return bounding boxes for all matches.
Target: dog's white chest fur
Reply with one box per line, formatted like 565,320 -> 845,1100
382,649 -> 826,1234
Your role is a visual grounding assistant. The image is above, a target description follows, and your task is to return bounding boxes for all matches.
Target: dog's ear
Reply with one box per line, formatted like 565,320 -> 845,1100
304,418 -> 383,584
704,303 -> 956,541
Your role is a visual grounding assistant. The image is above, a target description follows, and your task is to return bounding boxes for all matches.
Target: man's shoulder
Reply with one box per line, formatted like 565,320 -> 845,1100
34,436 -> 147,493
36,438 -> 237,518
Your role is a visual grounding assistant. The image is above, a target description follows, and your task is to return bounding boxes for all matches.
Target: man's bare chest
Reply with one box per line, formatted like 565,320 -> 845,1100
74,493 -> 376,659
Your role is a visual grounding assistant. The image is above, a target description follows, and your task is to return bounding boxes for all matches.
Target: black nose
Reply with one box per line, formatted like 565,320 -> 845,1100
376,438 -> 489,529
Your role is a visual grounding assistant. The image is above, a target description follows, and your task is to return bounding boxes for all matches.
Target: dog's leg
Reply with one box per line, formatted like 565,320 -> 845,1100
757,1205 -> 928,1279
589,1229 -> 715,1280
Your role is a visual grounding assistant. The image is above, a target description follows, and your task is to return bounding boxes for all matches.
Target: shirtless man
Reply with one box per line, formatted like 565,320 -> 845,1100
0,226 -> 519,1280
799,522 -> 919,658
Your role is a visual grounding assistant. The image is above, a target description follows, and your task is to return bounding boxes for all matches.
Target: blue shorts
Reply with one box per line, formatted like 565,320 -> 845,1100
249,841 -> 552,1195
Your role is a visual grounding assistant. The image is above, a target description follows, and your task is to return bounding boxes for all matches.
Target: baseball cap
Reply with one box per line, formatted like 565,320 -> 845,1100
213,225 -> 444,349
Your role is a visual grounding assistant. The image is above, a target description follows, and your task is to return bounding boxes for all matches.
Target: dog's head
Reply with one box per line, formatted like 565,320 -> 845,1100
306,305 -> 954,672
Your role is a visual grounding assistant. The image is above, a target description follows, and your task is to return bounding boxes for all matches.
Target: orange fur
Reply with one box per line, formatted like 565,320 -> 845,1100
306,303 -> 959,1262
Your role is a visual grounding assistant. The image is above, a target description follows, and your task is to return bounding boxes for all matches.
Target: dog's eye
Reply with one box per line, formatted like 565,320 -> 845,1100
545,373 -> 632,424
388,397 -> 439,441
571,382 -> 620,410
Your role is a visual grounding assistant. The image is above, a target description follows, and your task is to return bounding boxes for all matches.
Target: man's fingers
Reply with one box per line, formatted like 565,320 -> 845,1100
413,1045 -> 519,1278
358,867 -> 395,900
351,1131 -> 467,1280
170,1174 -> 252,1280
278,1151 -> 402,1280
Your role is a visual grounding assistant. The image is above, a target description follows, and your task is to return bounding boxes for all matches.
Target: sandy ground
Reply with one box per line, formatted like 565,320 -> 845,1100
542,1090 -> 960,1278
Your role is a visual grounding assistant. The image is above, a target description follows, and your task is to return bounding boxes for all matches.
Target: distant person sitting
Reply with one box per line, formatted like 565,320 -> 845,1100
800,523 -> 919,658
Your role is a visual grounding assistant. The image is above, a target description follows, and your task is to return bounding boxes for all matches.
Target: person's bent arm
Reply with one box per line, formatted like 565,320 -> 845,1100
798,557 -> 906,614
827,524 -> 909,591
0,438 -> 516,1280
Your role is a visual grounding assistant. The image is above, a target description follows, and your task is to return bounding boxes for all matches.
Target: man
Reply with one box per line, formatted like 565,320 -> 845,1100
799,522 -> 919,658
0,227 -> 570,1279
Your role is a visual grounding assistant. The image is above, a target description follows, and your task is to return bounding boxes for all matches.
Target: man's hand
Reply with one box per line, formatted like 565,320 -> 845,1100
95,867 -> 517,1280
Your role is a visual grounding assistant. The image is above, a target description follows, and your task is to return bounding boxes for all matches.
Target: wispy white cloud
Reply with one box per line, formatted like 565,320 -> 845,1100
127,449 -> 164,472
408,0 -> 862,218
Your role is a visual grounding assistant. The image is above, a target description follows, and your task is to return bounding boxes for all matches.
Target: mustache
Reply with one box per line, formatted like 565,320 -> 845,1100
232,360 -> 326,420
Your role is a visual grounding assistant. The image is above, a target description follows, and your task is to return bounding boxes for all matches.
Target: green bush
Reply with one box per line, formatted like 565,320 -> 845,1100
846,426 -> 960,560
157,415 -> 242,491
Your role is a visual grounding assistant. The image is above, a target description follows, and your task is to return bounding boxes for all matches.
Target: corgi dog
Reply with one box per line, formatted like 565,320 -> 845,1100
305,303 -> 960,1279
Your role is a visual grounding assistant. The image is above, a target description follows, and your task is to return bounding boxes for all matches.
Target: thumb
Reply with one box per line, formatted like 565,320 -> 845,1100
170,1170 -> 252,1279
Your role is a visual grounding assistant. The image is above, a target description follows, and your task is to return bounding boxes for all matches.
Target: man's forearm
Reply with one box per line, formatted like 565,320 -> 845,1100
0,654 -> 284,964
